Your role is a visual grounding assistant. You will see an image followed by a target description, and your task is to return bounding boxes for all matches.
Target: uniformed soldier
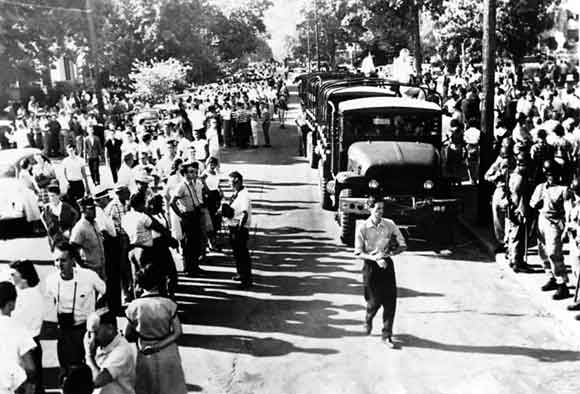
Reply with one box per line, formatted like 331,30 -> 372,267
484,145 -> 512,250
565,179 -> 580,311
354,195 -> 407,348
530,160 -> 571,299
505,152 -> 534,273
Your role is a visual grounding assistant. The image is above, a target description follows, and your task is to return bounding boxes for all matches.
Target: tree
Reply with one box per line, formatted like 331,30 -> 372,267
435,0 -> 556,68
129,58 -> 190,103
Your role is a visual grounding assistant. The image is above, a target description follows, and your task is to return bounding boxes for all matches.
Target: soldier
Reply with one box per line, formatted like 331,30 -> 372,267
530,160 -> 571,300
565,179 -> 580,312
484,144 -> 512,251
505,152 -> 534,273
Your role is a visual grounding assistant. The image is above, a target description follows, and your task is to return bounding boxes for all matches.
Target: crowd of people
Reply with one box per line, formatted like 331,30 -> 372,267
419,54 -> 580,315
0,67 -> 297,393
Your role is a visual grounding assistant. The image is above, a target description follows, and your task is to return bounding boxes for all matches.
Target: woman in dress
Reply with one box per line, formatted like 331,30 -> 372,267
9,259 -> 45,394
249,101 -> 262,148
165,158 -> 184,246
205,117 -> 221,161
124,264 -> 187,394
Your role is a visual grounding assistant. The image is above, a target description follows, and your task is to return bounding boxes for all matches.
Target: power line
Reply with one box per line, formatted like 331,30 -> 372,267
0,0 -> 89,13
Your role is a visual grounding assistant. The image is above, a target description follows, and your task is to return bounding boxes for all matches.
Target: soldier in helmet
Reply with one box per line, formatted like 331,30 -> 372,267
530,129 -> 554,185
504,151 -> 535,272
565,179 -> 580,312
530,160 -> 572,299
484,144 -> 513,251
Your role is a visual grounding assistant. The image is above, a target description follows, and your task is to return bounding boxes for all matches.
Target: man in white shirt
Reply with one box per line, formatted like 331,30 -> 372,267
354,196 -> 406,347
224,171 -> 252,289
188,103 -> 205,132
117,153 -> 137,194
0,281 -> 37,394
62,144 -> 88,203
84,310 -> 136,394
45,241 -> 106,379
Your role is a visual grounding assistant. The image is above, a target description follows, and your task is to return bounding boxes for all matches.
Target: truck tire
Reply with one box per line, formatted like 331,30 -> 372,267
339,188 -> 356,246
308,132 -> 318,169
319,160 -> 332,210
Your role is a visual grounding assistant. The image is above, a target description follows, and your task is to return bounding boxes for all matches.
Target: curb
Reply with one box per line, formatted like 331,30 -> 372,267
458,215 -> 580,344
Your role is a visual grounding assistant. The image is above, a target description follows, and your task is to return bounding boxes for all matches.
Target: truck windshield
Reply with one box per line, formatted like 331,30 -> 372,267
343,111 -> 440,145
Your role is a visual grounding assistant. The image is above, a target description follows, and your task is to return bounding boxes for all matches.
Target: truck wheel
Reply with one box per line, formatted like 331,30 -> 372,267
307,132 -> 318,169
339,188 -> 356,246
319,160 -> 332,210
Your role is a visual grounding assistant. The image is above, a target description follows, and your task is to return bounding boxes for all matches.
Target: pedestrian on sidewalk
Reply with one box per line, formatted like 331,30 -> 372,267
354,195 -> 407,348
70,197 -> 106,280
565,179 -> 580,312
45,241 -> 106,381
84,126 -> 103,186
9,260 -> 45,394
223,171 -> 253,289
83,309 -> 136,394
261,102 -> 272,147
124,264 -> 187,394
0,281 -> 37,394
484,144 -> 512,251
530,160 -> 572,300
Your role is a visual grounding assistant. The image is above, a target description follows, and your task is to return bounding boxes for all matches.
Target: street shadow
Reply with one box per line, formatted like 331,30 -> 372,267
179,334 -> 338,357
395,334 -> 580,362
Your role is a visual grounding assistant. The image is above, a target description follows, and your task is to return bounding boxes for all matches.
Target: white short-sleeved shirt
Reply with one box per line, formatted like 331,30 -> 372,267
45,267 -> 106,326
12,286 -> 45,337
202,171 -> 220,191
96,207 -> 117,238
227,188 -> 252,228
94,334 -> 136,394
0,316 -> 35,394
121,210 -> 153,247
62,156 -> 85,181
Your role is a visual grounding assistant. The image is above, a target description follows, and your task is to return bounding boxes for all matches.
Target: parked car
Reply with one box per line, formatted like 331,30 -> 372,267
0,148 -> 45,237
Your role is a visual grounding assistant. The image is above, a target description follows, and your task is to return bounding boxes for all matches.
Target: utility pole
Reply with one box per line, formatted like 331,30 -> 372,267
314,0 -> 321,71
86,0 -> 104,115
412,2 -> 422,80
478,0 -> 496,224
307,23 -> 311,72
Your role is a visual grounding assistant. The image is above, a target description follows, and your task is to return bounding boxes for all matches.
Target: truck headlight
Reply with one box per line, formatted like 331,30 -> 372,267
368,179 -> 379,189
423,180 -> 434,190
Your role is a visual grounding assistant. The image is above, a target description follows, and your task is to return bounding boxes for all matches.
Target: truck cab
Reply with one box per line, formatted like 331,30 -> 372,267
321,96 -> 460,245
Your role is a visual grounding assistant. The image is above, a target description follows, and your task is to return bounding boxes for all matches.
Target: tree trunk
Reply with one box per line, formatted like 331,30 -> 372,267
478,0 -> 496,225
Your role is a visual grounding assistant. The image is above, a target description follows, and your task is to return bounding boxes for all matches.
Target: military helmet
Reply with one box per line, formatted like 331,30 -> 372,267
572,178 -> 580,195
542,159 -> 557,176
516,151 -> 529,166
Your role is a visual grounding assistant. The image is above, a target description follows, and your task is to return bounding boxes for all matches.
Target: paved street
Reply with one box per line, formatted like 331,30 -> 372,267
2,91 -> 580,394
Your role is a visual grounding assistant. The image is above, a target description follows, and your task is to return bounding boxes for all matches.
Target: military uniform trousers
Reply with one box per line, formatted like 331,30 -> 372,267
363,259 -> 397,337
491,187 -> 507,245
537,215 -> 568,280
505,216 -> 525,267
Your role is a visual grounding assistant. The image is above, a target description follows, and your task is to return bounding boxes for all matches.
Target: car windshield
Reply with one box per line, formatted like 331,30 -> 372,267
343,111 -> 440,145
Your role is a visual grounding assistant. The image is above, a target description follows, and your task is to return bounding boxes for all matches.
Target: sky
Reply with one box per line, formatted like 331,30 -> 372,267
211,0 -> 303,60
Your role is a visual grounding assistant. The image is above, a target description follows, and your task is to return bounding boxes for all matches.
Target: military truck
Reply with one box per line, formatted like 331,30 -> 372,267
309,82 -> 460,246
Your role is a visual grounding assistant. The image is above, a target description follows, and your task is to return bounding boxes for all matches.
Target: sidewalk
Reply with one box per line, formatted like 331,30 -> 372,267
457,188 -> 580,342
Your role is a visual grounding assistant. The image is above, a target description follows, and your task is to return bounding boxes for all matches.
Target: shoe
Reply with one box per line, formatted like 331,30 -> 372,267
364,322 -> 372,335
232,275 -> 242,281
553,284 -> 571,300
238,282 -> 252,290
494,245 -> 506,254
513,264 -> 535,273
575,314 -> 580,321
541,277 -> 558,291
382,336 -> 396,349
567,301 -> 580,311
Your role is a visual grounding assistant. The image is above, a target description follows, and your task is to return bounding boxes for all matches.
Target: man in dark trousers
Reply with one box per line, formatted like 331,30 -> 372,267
47,113 -> 62,157
224,171 -> 253,289
84,125 -> 103,186
354,195 -> 407,348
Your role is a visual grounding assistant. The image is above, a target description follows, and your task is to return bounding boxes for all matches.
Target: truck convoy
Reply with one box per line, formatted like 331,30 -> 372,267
294,72 -> 461,246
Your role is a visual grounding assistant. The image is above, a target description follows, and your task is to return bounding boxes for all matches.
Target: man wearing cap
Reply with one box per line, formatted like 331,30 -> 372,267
530,160 -> 572,300
43,181 -> 80,250
156,139 -> 178,180
70,197 -> 106,279
170,161 -> 205,276
105,185 -> 132,303
94,186 -> 123,314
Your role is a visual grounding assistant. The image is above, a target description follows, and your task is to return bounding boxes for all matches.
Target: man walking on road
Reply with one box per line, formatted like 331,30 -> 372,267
354,195 -> 407,347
